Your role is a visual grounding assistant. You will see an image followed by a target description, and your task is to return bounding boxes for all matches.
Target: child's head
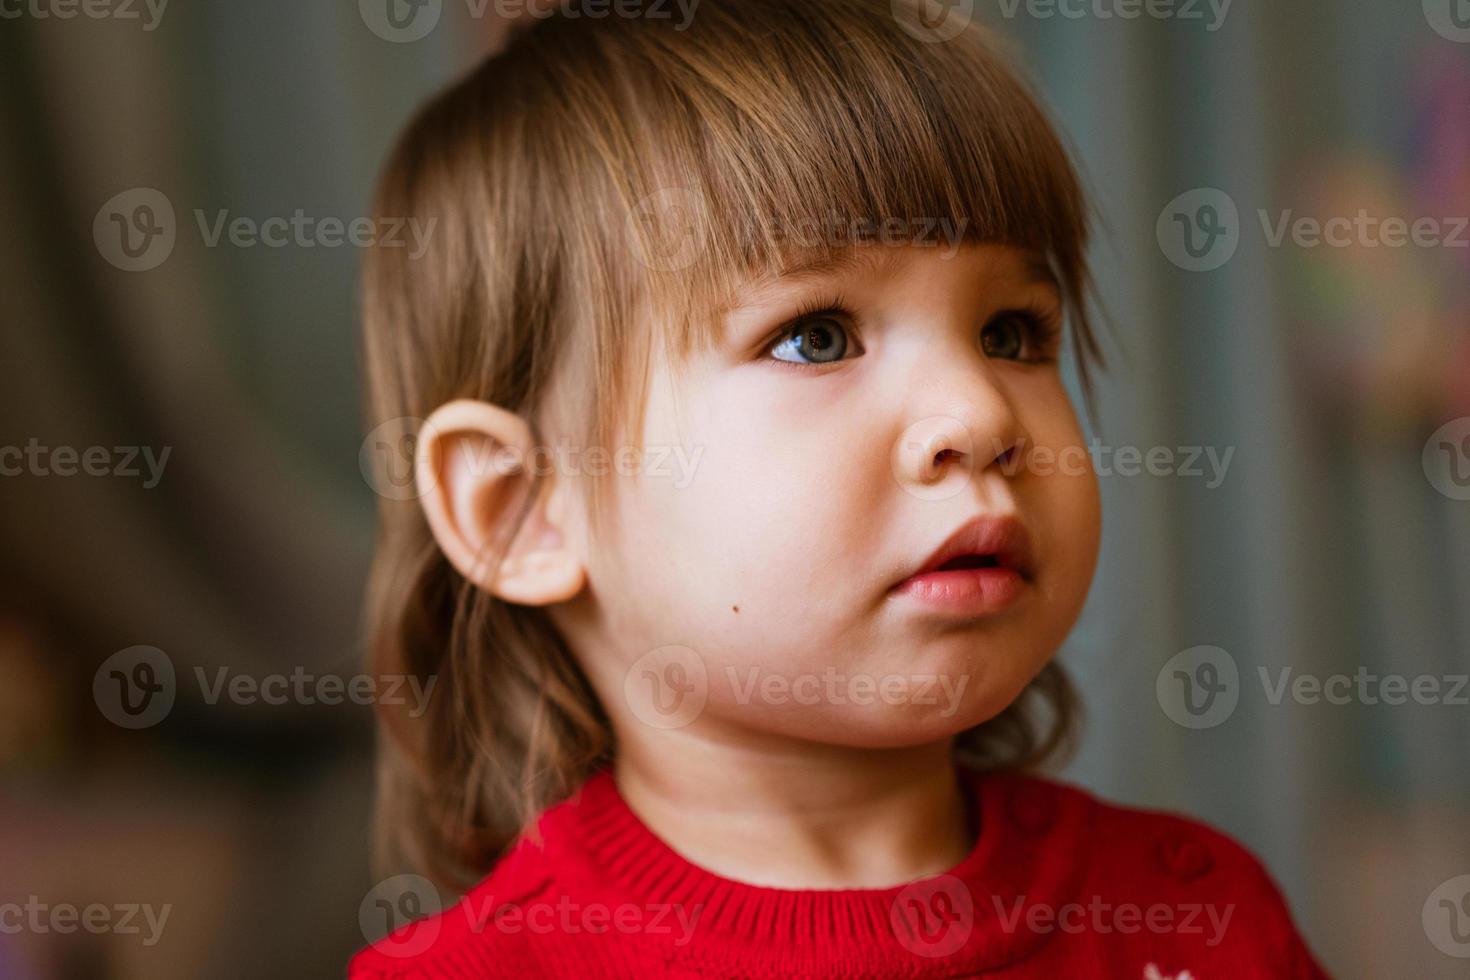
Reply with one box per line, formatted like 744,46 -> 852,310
362,0 -> 1102,886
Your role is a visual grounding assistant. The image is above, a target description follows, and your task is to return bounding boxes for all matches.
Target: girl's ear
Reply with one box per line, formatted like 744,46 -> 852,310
414,399 -> 586,605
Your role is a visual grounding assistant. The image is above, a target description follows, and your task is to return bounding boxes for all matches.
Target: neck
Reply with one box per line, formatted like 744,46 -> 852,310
612,727 -> 973,889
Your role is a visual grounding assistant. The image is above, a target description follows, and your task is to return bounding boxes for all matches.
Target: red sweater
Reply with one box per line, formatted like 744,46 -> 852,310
350,767 -> 1330,978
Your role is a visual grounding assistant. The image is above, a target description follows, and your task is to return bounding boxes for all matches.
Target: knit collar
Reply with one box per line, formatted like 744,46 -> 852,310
528,763 -> 1093,975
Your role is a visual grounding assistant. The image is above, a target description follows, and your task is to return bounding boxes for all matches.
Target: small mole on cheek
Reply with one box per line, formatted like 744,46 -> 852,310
732,605 -> 740,613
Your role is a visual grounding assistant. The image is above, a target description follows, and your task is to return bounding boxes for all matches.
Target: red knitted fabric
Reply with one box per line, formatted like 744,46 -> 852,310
350,767 -> 1330,978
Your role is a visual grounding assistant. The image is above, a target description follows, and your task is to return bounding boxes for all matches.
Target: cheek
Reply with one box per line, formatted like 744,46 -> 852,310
605,392 -> 888,680
1022,399 -> 1102,618
652,425 -> 868,617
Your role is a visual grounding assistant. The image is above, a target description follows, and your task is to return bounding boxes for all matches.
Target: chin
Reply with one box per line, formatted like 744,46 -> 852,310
759,691 -> 1024,750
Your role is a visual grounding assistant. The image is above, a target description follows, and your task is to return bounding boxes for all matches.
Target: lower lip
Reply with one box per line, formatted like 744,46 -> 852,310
889,567 -> 1027,615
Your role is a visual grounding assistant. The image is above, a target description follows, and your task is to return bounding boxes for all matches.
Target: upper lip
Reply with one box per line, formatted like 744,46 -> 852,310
896,514 -> 1035,585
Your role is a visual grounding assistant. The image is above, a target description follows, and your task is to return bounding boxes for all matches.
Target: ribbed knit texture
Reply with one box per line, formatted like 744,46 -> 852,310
350,767 -> 1330,978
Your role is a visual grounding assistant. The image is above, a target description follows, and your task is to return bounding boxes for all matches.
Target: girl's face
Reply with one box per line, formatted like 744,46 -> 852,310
561,243 -> 1100,748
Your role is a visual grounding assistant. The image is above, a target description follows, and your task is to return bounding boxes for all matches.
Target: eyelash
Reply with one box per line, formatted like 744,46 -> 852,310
999,302 -> 1064,363
757,295 -> 854,372
758,296 -> 1064,370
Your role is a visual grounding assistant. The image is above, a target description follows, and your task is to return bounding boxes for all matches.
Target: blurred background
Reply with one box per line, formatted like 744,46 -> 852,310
1,0 -> 1467,977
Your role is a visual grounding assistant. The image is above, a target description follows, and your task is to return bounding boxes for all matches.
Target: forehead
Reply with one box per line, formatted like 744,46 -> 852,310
718,243 -> 1061,314
766,243 -> 1058,284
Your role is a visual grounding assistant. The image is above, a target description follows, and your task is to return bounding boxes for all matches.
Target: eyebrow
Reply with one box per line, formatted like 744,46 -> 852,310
779,246 -> 1059,285
1017,251 -> 1062,291
717,246 -> 899,320
718,248 -> 899,318
768,246 -> 905,285
723,245 -> 1062,319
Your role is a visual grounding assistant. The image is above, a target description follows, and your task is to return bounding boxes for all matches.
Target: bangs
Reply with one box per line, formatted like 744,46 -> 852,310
590,0 -> 1094,360
479,0 -> 1101,523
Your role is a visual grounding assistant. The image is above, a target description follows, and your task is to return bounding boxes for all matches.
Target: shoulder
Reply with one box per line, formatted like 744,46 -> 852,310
347,841 -> 552,979
981,771 -> 1330,978
983,770 -> 1286,892
348,773 -> 623,978
1047,775 -> 1293,904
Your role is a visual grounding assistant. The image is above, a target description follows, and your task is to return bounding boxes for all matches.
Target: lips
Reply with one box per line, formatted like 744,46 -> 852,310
902,514 -> 1035,583
889,515 -> 1035,616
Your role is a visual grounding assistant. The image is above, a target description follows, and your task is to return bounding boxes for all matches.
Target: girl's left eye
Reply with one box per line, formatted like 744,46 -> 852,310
979,309 -> 1059,363
766,314 -> 853,366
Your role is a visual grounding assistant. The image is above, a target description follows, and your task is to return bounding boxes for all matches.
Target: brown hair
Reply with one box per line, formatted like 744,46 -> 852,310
361,0 -> 1100,892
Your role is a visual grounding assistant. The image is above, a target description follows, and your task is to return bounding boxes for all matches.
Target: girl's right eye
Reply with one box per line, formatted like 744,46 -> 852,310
765,313 -> 854,367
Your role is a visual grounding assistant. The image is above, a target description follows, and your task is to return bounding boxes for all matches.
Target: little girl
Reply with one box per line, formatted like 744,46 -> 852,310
350,1 -> 1329,976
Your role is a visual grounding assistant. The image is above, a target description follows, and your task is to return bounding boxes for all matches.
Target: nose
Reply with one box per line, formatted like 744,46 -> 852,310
891,357 -> 1024,497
